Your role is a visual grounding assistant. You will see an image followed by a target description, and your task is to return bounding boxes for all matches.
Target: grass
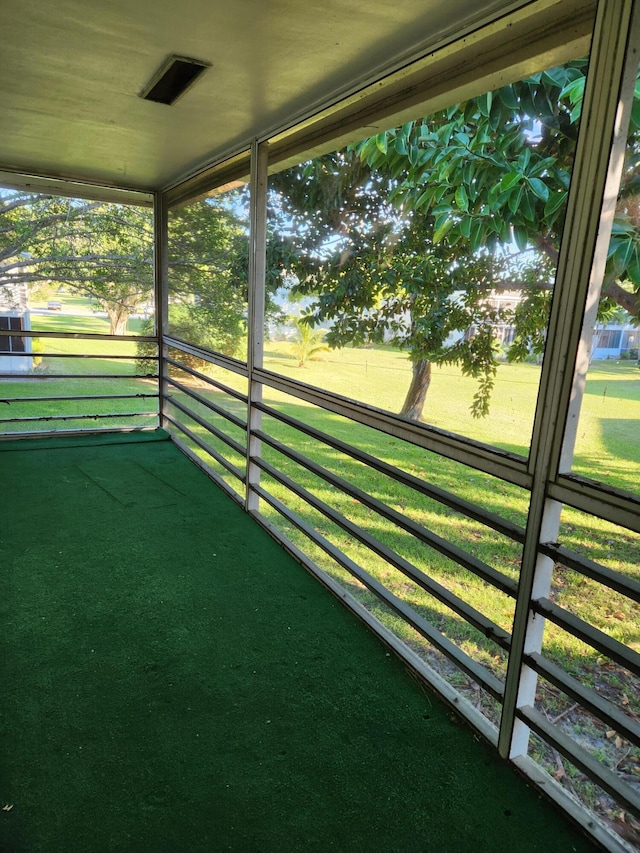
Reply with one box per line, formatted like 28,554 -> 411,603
29,312 -> 147,339
29,291 -> 102,313
265,341 -> 541,454
1,306 -> 157,433
264,341 -> 640,488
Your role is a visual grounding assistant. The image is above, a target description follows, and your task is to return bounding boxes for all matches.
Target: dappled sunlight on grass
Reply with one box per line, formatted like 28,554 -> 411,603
259,477 -> 509,663
259,394 -> 531,527
542,628 -> 640,716
560,508 -> 640,585
551,567 -> 639,650
264,341 -> 539,455
572,362 -> 640,493
29,305 -> 147,337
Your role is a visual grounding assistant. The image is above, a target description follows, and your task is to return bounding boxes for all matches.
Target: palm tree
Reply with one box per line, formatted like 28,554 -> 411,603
292,317 -> 329,367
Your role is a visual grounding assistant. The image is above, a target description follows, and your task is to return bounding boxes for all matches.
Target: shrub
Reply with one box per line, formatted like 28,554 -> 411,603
135,304 -> 246,373
31,338 -> 45,369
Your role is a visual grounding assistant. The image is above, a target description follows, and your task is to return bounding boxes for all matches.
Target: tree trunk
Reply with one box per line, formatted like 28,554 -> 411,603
106,305 -> 129,336
399,358 -> 431,421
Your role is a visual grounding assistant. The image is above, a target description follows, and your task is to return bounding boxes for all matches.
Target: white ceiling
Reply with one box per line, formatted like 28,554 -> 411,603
0,0 -> 526,192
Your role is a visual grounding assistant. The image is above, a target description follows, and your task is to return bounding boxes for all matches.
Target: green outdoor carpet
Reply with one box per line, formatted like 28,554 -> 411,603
0,431 -> 600,853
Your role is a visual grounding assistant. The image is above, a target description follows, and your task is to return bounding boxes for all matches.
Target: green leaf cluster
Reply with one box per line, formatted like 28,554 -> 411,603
269,57 -> 640,420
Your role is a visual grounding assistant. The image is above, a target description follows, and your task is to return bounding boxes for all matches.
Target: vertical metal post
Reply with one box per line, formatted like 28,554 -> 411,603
558,19 -> 640,476
153,191 -> 169,429
499,0 -> 638,760
246,140 -> 268,511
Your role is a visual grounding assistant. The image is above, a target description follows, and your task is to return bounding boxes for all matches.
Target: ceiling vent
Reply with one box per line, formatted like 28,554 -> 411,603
139,55 -> 211,105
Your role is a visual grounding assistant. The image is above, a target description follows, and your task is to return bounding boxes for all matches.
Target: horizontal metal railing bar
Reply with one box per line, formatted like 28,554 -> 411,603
254,367 -> 532,489
525,651 -> 640,749
549,477 -> 640,536
164,336 -> 249,379
0,425 -> 157,441
164,356 -> 248,403
255,399 -> 526,543
253,481 -> 505,701
1,394 -> 158,404
532,597 -> 640,677
540,542 -> 640,603
255,427 -> 518,597
517,704 -> 640,817
255,455 -> 512,652
164,395 -> 247,458
0,329 -> 156,343
15,353 -> 158,360
165,376 -> 247,430
0,411 -> 156,425
0,373 -> 158,380
169,431 -> 245,504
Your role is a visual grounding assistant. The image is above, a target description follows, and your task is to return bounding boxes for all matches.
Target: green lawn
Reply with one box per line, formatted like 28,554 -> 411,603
28,291 -> 98,313
1,309 -> 157,433
265,341 -> 541,456
263,341 -> 640,491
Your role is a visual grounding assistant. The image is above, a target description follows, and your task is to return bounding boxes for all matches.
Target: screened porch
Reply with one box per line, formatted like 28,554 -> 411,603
1,0 -> 639,851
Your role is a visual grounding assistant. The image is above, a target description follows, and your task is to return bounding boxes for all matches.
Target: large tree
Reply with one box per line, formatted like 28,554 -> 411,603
1,188 -> 256,345
46,201 -> 154,335
270,152 -> 518,418
165,194 -> 250,357
270,60 -> 640,421
362,61 -> 640,317
0,190 -> 153,335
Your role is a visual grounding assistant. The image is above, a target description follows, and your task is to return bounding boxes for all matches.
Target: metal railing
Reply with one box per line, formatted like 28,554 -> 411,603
0,330 -> 160,438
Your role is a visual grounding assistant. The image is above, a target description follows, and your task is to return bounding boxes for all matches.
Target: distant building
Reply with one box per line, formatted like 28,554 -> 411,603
486,291 -> 640,362
0,282 -> 33,373
590,323 -> 639,360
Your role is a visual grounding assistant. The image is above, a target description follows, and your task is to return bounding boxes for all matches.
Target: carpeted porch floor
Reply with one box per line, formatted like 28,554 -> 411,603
0,431 -> 600,852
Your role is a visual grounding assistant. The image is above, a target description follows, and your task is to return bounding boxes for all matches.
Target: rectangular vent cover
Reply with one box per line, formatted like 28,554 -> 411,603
140,55 -> 210,105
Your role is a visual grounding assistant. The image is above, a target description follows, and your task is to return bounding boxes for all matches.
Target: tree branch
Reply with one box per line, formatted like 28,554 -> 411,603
601,275 -> 640,318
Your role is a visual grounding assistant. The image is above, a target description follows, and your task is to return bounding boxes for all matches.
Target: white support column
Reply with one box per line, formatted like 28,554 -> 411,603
245,140 -> 268,512
153,191 -> 169,429
499,0 -> 639,760
509,499 -> 561,757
